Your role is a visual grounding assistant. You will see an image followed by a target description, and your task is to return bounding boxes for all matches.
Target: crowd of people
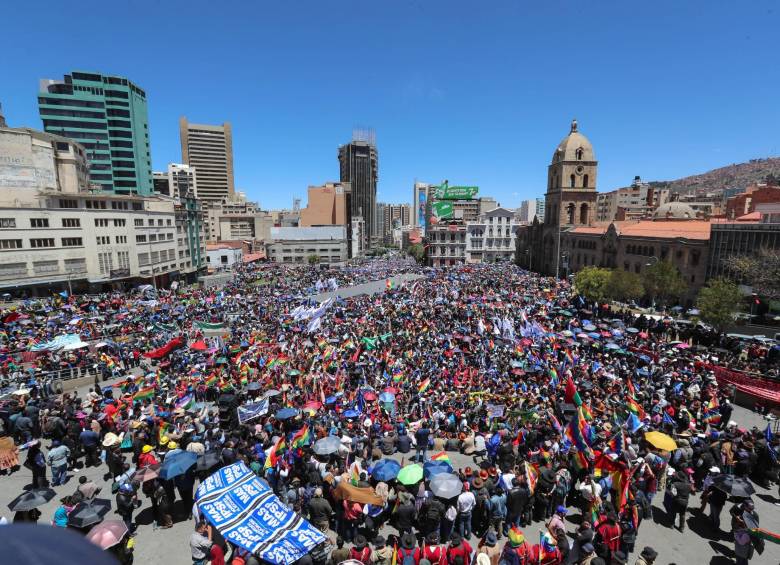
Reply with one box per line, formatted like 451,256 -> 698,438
0,261 -> 778,565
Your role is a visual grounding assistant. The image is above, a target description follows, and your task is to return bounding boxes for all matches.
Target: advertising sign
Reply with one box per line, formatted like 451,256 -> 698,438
431,201 -> 454,220
417,188 -> 427,233
434,181 -> 479,200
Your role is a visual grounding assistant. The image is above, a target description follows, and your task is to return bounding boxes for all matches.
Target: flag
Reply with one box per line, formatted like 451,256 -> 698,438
175,394 -> 194,411
749,527 -> 780,545
766,424 -> 778,464
525,461 -> 539,494
571,450 -> 590,472
133,386 -> 155,402
607,431 -> 624,456
418,378 -> 431,394
565,407 -> 593,455
662,411 -> 675,427
548,367 -> 559,388
291,425 -> 311,450
158,422 -> 170,444
264,437 -> 287,470
205,374 -> 217,387
702,398 -> 721,425
386,279 -> 393,290
431,451 -> 450,464
539,531 -> 557,561
390,544 -> 398,565
626,395 -> 646,419
565,375 -> 582,406
549,413 -> 562,435
581,403 -> 594,422
350,462 -> 360,486
625,412 -> 644,433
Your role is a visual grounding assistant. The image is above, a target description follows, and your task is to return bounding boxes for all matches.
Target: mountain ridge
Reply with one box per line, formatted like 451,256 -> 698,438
648,156 -> 780,195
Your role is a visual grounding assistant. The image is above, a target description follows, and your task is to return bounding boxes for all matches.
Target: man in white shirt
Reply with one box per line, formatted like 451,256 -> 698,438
456,483 -> 476,539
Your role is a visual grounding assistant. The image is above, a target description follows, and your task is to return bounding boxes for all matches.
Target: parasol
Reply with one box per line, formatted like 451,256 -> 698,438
712,475 -> 755,498
644,431 -> 677,451
371,459 -> 401,481
159,451 -> 197,480
67,499 -> 112,528
313,435 -> 342,455
7,488 -> 56,512
429,472 -> 463,498
397,464 -> 424,485
85,519 -> 128,550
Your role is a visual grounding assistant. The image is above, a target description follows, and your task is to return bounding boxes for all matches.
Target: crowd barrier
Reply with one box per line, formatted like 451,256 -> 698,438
712,365 -> 780,405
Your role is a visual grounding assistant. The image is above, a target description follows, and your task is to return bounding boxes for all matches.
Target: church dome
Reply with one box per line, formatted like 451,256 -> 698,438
652,202 -> 697,220
552,119 -> 595,163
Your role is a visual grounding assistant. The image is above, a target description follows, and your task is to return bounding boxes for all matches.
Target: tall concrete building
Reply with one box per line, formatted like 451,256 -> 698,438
413,182 -> 434,235
382,203 -> 412,236
519,198 -> 546,223
38,71 -> 153,195
299,182 -> 350,227
179,117 -> 234,202
338,133 -> 378,248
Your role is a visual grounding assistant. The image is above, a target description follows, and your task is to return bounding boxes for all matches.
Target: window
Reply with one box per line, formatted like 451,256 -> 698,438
31,218 -> 49,228
115,235 -> 127,244
135,235 -> 147,243
167,233 -> 173,240
86,200 -> 107,209
62,237 -> 83,247
0,239 -> 22,249
62,218 -> 80,228
583,174 -> 589,188
98,252 -> 113,274
148,219 -> 154,226
0,218 -> 16,228
149,234 -> 157,242
111,201 -> 129,210
33,260 -> 58,274
117,251 -> 129,269
64,258 -> 87,273
59,199 -> 78,208
134,219 -> 143,227
96,236 -> 110,245
113,219 -> 126,227
150,251 -> 160,263
30,238 -> 54,248
132,202 -> 143,211
0,262 -> 27,278
570,174 -> 576,188
94,218 -> 110,227
157,219 -> 163,226
138,253 -> 149,266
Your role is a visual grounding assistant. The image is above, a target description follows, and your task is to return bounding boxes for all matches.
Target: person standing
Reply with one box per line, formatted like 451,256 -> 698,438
47,439 -> 70,486
456,482 -> 477,539
415,422 -> 431,463
668,471 -> 691,532
116,483 -> 137,532
24,441 -> 47,488
79,425 -> 100,468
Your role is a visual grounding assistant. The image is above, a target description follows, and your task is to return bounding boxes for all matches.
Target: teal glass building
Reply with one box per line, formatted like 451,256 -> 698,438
38,71 -> 152,195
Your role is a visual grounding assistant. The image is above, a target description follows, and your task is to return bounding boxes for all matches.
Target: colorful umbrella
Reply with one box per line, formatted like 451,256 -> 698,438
85,519 -> 128,550
397,464 -> 424,485
644,431 -> 677,451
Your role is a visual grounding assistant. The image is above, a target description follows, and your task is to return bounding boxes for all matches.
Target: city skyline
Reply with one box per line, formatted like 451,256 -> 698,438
2,1 -> 779,209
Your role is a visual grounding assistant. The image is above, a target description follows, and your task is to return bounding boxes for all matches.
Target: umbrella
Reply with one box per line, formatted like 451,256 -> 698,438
67,499 -> 112,528
196,451 -> 221,472
675,342 -> 691,349
263,388 -> 281,398
190,340 -> 208,351
644,431 -> 677,451
85,519 -> 128,550
133,464 -> 160,483
246,382 -> 261,391
363,391 -> 377,401
712,475 -> 755,498
159,451 -> 197,480
424,460 -> 453,479
587,332 -> 601,339
0,523 -> 117,565
313,435 -> 342,455
626,327 -> 640,334
371,459 -> 401,481
275,407 -> 299,420
429,472 -> 463,498
343,409 -> 361,419
7,488 -> 56,512
397,464 -> 424,485
605,342 -> 621,350
583,324 -> 597,332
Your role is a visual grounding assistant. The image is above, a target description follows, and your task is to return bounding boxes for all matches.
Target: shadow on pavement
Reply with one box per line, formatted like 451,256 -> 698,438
708,541 -> 735,559
686,510 -> 716,540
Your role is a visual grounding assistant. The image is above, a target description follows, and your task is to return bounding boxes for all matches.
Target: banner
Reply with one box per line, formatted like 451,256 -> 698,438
434,181 -> 479,200
238,399 -> 270,424
196,462 -> 326,564
712,366 -> 780,405
143,336 -> 185,359
431,201 -> 454,219
486,404 -> 505,418
195,321 -> 227,331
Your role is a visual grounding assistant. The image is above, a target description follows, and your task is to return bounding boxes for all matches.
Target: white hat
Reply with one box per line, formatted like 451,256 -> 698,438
709,466 -> 721,473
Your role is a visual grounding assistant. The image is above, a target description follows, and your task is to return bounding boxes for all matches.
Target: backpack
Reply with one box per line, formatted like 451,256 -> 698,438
399,548 -> 418,565
425,501 -> 442,523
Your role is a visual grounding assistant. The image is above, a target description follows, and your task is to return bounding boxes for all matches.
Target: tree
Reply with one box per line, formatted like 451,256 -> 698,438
643,260 -> 687,306
307,254 -> 320,265
407,243 -> 426,264
696,278 -> 742,332
606,269 -> 644,303
730,248 -> 780,299
574,266 -> 612,303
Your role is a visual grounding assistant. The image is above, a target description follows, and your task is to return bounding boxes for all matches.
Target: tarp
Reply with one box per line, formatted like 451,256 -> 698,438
195,321 -> 227,331
331,482 -> 384,505
712,366 -> 780,405
143,336 -> 185,359
30,334 -> 82,352
196,462 -> 326,564
237,399 -> 270,424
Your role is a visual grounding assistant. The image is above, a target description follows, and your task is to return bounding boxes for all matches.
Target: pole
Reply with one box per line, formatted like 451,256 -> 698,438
67,273 -> 72,297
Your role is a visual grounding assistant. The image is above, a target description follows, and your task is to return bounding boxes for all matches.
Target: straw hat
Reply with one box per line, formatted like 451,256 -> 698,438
102,432 -> 121,447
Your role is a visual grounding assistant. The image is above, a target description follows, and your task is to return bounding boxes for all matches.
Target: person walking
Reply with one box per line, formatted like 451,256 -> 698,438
47,439 -> 70,486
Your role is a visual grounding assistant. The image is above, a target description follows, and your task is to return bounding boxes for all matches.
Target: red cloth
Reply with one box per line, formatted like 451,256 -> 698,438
138,452 -> 158,468
711,366 -> 780,405
144,336 -> 185,359
447,542 -> 473,565
423,545 -> 447,565
210,544 -> 225,565
348,547 -> 372,565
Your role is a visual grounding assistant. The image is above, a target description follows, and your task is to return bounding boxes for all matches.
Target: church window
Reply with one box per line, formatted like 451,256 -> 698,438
583,174 -> 589,188
576,147 -> 583,160
570,174 -> 576,188
567,203 -> 575,224
579,203 -> 588,225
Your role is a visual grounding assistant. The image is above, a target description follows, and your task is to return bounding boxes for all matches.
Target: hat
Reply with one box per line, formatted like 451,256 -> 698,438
464,466 -> 473,477
142,444 -> 154,454
484,530 -> 497,547
167,441 -> 178,449
472,477 -> 484,489
131,420 -> 143,429
709,466 -> 721,474
488,467 -> 498,477
160,436 -> 169,445
401,533 -> 416,550
374,536 -> 386,548
449,533 -> 462,546
354,535 -> 367,549
479,469 -> 489,480
640,546 -> 658,560
102,433 -> 120,447
507,527 -> 525,547
612,550 -> 627,564
581,542 -> 595,554
555,505 -> 568,515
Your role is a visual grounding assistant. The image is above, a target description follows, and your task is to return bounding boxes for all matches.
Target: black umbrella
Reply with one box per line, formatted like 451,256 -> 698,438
7,488 -> 56,512
0,524 -> 117,565
196,450 -> 221,471
712,475 -> 755,498
67,498 -> 112,528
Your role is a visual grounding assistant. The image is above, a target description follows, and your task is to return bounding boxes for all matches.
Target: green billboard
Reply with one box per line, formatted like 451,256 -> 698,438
431,201 -> 454,219
434,181 -> 479,200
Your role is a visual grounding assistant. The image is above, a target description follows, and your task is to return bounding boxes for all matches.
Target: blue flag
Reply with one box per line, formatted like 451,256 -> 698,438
625,412 -> 644,433
663,412 -> 675,427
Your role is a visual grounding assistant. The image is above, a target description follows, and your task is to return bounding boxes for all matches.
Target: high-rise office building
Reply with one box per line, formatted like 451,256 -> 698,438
338,132 -> 378,247
154,163 -> 198,199
38,71 -> 153,195
179,117 -> 234,202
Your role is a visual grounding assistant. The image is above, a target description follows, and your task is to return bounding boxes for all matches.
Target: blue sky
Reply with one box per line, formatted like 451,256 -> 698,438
2,0 -> 778,209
